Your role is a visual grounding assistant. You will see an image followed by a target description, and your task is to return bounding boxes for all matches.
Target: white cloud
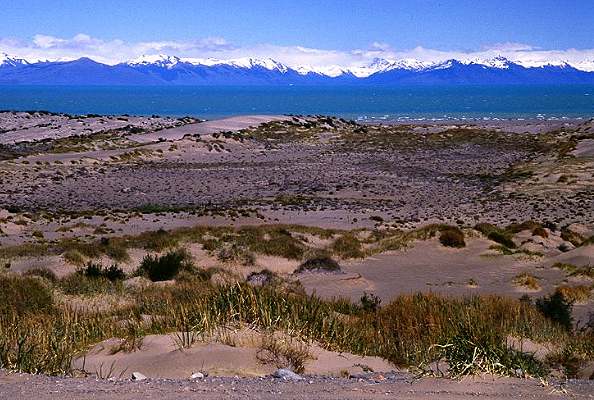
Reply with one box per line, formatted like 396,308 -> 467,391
1,33 -> 594,71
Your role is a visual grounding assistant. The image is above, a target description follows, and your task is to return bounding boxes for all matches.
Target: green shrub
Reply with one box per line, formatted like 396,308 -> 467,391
475,223 -> 516,249
331,234 -> 364,258
360,292 -> 381,312
435,323 -> 547,378
80,262 -> 125,281
137,249 -> 192,281
536,292 -> 573,331
59,274 -> 116,296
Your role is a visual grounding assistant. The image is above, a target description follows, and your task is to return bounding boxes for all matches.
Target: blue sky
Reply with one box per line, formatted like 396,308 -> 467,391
2,0 -> 594,69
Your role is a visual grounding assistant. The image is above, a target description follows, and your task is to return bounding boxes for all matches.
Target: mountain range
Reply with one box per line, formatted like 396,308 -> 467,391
1,53 -> 594,85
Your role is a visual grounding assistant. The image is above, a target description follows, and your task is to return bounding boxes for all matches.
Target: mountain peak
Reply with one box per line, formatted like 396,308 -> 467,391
128,54 -> 181,68
225,57 -> 289,72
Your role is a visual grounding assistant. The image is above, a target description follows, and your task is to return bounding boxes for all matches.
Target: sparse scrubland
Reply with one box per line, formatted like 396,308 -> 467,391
1,114 -> 594,393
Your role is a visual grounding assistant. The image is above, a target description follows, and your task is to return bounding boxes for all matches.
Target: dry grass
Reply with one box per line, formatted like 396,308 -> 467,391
256,334 -> 314,373
1,268 -> 591,378
513,273 -> 541,291
555,285 -> 593,303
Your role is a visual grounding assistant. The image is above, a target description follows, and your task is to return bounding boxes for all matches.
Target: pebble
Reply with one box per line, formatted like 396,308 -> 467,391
190,372 -> 205,380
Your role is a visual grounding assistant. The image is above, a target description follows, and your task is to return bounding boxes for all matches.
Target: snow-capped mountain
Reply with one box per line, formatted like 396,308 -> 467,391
0,53 -> 30,67
128,54 -> 181,68
0,54 -> 593,85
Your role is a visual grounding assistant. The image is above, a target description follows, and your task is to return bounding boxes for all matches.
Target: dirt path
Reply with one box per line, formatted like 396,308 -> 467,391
1,372 -> 591,400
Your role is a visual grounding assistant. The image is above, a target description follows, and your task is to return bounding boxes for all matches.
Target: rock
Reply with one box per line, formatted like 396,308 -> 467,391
131,372 -> 147,381
246,271 -> 274,287
190,372 -> 205,379
272,368 -> 304,381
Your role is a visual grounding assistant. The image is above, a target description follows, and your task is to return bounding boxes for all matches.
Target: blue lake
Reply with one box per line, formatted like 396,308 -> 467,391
0,85 -> 593,120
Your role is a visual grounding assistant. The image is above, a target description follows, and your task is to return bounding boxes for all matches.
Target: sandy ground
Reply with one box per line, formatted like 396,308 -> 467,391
71,328 -> 395,379
2,115 -> 593,246
127,115 -> 291,143
1,371 -> 592,400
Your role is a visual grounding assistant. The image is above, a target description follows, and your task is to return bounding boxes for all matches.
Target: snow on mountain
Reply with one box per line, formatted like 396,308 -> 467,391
2,52 -> 594,84
571,60 -> 594,72
222,57 -> 289,72
295,65 -> 349,77
128,55 -> 291,73
128,54 -> 181,68
466,56 -> 513,69
0,53 -> 30,67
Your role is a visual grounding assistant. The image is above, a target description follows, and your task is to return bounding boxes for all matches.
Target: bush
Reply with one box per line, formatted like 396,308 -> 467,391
360,292 -> 381,312
475,223 -> 516,249
235,227 -> 305,260
560,228 -> 584,246
137,249 -> 192,281
435,324 -> 547,378
331,234 -> 364,258
536,292 -> 573,331
217,243 -> 255,266
555,285 -> 592,304
79,262 -> 125,281
295,257 -> 340,273
439,228 -> 466,248
488,231 -> 516,249
0,274 -> 53,315
59,274 -> 116,296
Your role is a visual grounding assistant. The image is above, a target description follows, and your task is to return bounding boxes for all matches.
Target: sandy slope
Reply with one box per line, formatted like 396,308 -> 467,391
72,329 -> 394,379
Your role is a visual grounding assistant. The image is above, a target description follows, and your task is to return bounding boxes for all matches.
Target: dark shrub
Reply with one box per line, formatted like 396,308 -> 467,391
487,231 -> 516,249
295,257 -> 340,273
137,249 -> 192,281
360,292 -> 381,312
104,265 -> 126,281
79,262 -> 125,281
246,269 -> 277,286
82,262 -> 103,278
439,228 -> 466,248
295,257 -> 341,273
536,291 -> 573,331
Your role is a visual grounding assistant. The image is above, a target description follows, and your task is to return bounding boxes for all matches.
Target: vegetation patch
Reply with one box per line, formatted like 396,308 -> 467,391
0,273 -> 591,378
475,223 -> 517,249
438,227 -> 466,248
136,249 -> 193,281
555,285 -> 592,303
331,234 -> 364,258
294,257 -> 341,274
513,273 -> 541,291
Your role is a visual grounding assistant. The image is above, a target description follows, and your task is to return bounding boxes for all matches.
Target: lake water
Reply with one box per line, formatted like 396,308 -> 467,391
0,85 -> 593,120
